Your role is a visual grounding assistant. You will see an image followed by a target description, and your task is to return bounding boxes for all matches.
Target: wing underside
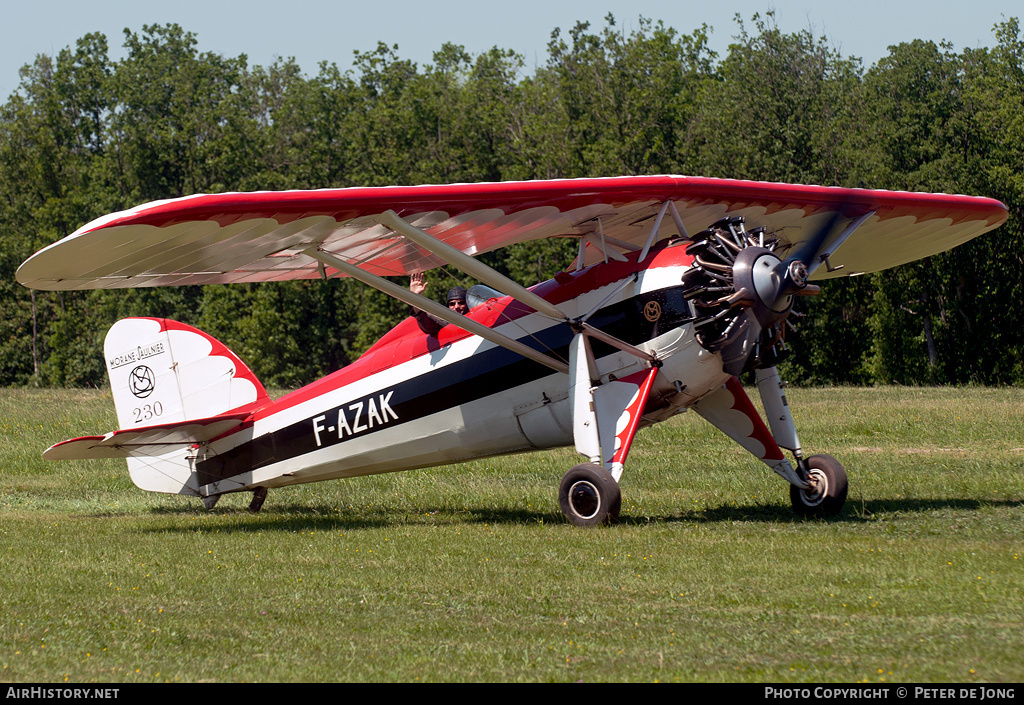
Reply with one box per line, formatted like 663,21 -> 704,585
17,175 -> 1008,292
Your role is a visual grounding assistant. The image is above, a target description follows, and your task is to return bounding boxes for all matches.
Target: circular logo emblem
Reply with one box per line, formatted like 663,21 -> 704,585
643,300 -> 662,322
128,365 -> 156,399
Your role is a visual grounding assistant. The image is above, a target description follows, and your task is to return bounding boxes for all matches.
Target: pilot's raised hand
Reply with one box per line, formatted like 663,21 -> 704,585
410,271 -> 427,296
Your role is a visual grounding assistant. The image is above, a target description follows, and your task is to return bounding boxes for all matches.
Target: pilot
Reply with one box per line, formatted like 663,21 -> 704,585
409,272 -> 468,335
444,286 -> 469,315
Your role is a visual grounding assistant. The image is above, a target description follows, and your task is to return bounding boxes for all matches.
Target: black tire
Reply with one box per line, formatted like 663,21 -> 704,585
789,454 -> 847,518
247,486 -> 268,514
559,463 -> 621,526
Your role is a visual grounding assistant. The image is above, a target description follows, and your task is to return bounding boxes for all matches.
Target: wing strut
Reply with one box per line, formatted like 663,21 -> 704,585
574,322 -> 658,364
375,209 -> 659,366
639,201 -> 670,262
639,200 -> 689,262
375,210 -> 566,321
303,247 -> 570,375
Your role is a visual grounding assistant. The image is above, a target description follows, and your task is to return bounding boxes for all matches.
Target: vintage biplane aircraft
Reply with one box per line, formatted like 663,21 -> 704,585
17,176 -> 1007,524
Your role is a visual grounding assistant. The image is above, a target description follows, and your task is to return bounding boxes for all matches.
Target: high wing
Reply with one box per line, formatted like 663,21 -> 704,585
16,175 -> 1007,291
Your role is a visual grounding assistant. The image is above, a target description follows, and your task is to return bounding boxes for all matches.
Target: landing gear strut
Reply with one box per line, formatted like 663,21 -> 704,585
559,464 -> 621,526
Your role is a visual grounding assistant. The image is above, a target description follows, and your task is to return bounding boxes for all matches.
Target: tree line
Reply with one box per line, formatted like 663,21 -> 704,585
2,12 -> 1023,389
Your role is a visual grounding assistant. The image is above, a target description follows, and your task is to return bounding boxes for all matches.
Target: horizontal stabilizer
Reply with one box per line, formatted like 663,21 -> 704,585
42,413 -> 250,460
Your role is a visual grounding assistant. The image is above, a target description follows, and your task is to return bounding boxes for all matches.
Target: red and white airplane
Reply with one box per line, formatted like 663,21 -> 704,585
17,175 -> 1007,524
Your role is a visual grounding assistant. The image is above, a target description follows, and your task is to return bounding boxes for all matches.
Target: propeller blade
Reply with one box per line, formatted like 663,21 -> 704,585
772,202 -> 865,307
787,207 -> 848,270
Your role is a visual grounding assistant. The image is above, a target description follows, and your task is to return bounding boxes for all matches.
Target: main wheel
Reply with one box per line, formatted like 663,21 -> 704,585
789,454 -> 847,518
559,463 -> 621,527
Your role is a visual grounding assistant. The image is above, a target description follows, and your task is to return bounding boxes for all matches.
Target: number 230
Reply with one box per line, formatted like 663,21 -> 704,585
133,402 -> 163,424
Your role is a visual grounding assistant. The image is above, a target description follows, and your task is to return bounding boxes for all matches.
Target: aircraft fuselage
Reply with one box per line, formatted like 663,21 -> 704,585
195,242 -> 729,497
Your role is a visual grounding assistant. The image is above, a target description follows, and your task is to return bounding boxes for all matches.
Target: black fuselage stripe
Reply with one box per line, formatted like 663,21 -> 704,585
196,323 -> 574,485
195,290 -> 680,486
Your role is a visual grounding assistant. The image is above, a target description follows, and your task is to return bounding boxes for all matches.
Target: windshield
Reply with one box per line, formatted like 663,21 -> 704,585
466,284 -> 505,310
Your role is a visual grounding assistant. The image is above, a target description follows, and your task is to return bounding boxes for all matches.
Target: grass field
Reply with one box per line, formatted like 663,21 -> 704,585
1,386 -> 1021,683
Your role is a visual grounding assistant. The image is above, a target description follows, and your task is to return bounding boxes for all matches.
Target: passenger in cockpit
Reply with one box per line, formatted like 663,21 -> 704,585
409,272 -> 468,335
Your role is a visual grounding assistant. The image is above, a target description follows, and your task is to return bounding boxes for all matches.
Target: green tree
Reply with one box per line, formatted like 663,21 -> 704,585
0,33 -> 118,386
3,16 -> 1024,389
689,11 -> 863,184
859,37 -> 1020,383
541,14 -> 717,177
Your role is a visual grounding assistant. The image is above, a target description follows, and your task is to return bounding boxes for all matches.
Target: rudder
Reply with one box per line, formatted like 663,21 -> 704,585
104,318 -> 269,495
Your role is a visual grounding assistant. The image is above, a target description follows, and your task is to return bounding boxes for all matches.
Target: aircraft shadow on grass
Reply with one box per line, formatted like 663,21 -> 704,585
138,496 -> 1021,534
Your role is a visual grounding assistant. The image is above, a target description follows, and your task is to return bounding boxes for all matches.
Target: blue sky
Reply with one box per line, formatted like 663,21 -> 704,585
2,0 -> 1020,99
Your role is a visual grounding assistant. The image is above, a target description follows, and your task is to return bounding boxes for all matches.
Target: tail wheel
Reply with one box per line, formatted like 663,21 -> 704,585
790,454 -> 847,517
248,486 -> 268,514
559,464 -> 621,527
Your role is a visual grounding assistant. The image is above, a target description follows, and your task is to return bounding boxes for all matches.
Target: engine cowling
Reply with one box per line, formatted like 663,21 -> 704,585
683,216 -> 817,376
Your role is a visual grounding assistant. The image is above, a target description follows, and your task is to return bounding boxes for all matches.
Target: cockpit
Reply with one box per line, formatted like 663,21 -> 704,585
465,284 -> 505,310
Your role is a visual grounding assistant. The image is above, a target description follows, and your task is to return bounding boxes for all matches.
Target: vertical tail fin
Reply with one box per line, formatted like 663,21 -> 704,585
104,318 -> 269,495
105,317 -> 268,427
